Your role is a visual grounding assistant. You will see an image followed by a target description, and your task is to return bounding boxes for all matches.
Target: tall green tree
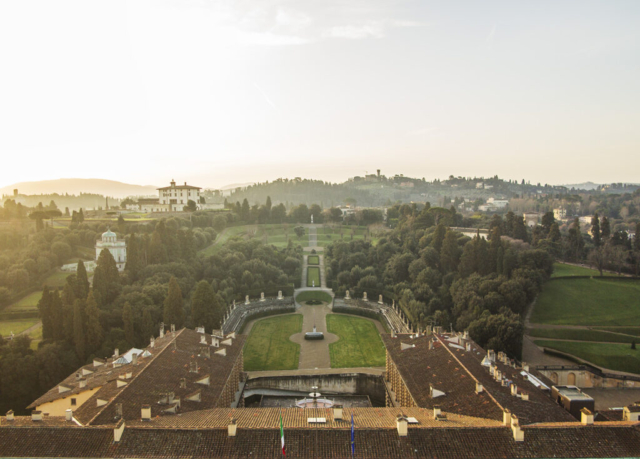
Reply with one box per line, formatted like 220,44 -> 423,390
266,196 -> 272,211
591,213 -> 601,247
73,299 -> 86,361
163,277 -> 184,328
93,249 -> 121,307
61,281 -> 76,342
601,216 -> 611,239
50,290 -> 64,341
431,224 -> 447,253
84,291 -> 103,355
440,230 -> 461,272
142,308 -> 155,342
190,280 -> 218,332
38,287 -> 53,341
122,302 -> 134,346
75,260 -> 90,300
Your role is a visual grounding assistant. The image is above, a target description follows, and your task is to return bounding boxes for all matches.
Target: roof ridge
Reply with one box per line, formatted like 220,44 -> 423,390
435,334 -> 505,414
85,328 -> 186,426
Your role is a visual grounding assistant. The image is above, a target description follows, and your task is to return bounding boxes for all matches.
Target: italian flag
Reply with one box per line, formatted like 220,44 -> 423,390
280,414 -> 285,456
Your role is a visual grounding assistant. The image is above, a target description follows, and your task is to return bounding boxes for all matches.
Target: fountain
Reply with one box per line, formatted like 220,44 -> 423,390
295,386 -> 334,409
304,324 -> 324,340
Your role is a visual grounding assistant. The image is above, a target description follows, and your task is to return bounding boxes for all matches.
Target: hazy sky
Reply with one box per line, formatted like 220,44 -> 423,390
1,1 -> 639,189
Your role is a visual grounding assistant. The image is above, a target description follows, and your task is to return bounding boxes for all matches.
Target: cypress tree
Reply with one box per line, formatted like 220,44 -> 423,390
440,230 -> 461,272
191,281 -> 215,332
93,249 -> 121,307
431,224 -> 447,253
75,260 -> 90,300
601,216 -> 611,239
123,302 -> 134,346
266,196 -> 272,211
61,281 -> 76,342
50,289 -> 64,341
38,286 -> 53,341
85,291 -> 103,354
163,277 -> 184,328
591,213 -> 601,247
74,299 -> 86,361
513,216 -> 529,242
142,308 -> 155,342
496,246 -> 504,275
635,223 -> 640,252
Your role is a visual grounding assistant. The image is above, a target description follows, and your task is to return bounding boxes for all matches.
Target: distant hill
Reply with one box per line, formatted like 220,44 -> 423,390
561,182 -> 601,191
219,182 -> 255,191
0,178 -> 158,198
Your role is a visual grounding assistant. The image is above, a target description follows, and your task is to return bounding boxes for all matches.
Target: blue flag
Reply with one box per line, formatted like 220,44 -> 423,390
351,413 -> 355,457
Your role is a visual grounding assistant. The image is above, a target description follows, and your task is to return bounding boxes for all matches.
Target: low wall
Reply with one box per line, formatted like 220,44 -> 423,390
246,373 -> 387,406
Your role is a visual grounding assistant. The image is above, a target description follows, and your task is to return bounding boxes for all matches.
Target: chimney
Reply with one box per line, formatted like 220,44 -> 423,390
180,378 -> 187,389
79,378 -> 87,389
200,335 -> 207,344
114,419 -> 125,443
171,324 -> 176,334
114,348 -> 119,357
190,361 -> 198,373
6,410 -> 14,421
31,411 -> 43,422
333,405 -> 343,421
521,393 -> 529,401
581,408 -> 594,425
433,406 -> 442,419
116,403 -> 123,418
396,415 -> 408,437
159,324 -> 165,338
228,418 -> 237,437
132,353 -> 138,366
475,382 -> 483,394
65,409 -> 73,421
428,340 -> 433,350
465,342 -> 471,352
488,350 -> 495,362
522,362 -> 530,372
463,330 -> 469,340
511,384 -> 518,396
511,415 -> 524,442
503,409 -> 511,426
150,337 -> 155,348
141,405 -> 151,421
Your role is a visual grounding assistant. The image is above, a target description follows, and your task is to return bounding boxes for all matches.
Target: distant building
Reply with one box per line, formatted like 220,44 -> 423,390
95,229 -> 126,271
158,180 -> 202,211
479,198 -> 509,212
523,212 -> 543,228
554,207 -> 567,220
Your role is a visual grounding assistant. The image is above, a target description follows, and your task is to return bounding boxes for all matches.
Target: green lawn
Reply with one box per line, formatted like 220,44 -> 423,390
43,271 -> 70,287
307,267 -> 321,287
530,278 -> 640,326
199,224 -> 307,256
0,319 -> 39,338
551,262 -> 616,278
6,291 -> 42,312
295,291 -> 332,304
527,328 -> 638,344
534,340 -> 640,375
243,315 -> 302,371
326,314 -> 386,368
307,255 -> 319,265
314,226 -> 373,248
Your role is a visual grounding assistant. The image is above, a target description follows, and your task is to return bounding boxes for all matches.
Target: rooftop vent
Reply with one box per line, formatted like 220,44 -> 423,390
333,405 -> 343,421
114,419 -> 125,443
430,385 -> 445,399
196,326 -> 205,334
65,409 -> 73,422
6,410 -> 14,421
475,382 -> 483,394
401,342 -> 416,351
396,415 -> 408,437
581,408 -> 594,425
141,405 -> 151,421
228,418 -> 237,437
31,411 -> 43,422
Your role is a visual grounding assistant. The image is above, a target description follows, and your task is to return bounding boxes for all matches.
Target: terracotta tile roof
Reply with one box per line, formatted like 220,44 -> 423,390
126,407 -> 502,429
381,334 -> 504,421
432,334 -> 577,425
0,416 -> 76,427
29,328 -> 245,426
0,423 -> 639,458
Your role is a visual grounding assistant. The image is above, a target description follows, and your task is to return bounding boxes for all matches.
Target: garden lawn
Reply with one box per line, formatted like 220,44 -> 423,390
315,226 -> 371,248
594,327 -> 640,337
551,262 -> 616,278
530,278 -> 640,326
327,314 -> 385,368
527,328 -> 638,344
307,267 -> 321,287
43,271 -> 71,287
534,340 -> 640,375
243,315 -> 302,371
307,255 -> 319,265
199,224 -> 306,255
0,319 -> 39,337
6,291 -> 42,312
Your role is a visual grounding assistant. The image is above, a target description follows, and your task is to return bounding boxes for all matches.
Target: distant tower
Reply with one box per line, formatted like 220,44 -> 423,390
377,169 -> 380,178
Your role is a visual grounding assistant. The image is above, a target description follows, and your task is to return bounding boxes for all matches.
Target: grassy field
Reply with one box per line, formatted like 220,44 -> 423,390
527,328 -> 638,344
0,319 -> 39,338
530,278 -> 640,326
551,262 -> 616,278
307,255 -> 319,265
243,315 -> 302,371
295,291 -> 332,304
314,226 -> 376,247
307,267 -> 321,287
28,325 -> 43,350
43,271 -> 71,287
5,291 -> 42,312
199,224 -> 307,256
534,340 -> 640,375
327,314 -> 386,368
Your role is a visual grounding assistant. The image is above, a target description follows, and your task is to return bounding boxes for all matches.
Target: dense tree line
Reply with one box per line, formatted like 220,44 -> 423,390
326,207 -> 552,358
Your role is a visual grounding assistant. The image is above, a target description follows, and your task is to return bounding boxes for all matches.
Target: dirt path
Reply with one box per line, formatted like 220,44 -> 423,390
289,303 -> 338,370
18,321 -> 42,337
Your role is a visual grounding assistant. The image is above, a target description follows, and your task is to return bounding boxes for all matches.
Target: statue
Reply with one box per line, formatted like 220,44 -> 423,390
278,290 -> 284,300
345,290 -> 350,300
363,292 -> 368,302
378,294 -> 384,305
260,292 -> 265,302
245,295 -> 250,305
311,214 -> 314,224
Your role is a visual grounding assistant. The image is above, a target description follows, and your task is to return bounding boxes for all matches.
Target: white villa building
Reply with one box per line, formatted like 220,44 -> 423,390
95,229 -> 127,271
136,180 -> 203,213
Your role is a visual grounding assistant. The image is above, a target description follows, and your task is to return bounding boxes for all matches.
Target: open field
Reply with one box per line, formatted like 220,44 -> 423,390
530,278 -> 640,326
551,262 -> 616,278
307,255 -> 319,265
295,291 -> 332,304
243,315 -> 302,371
527,328 -> 638,344
5,291 -> 42,312
199,224 -> 307,256
0,319 -> 39,338
315,226 -> 377,247
533,340 -> 640,375
306,267 -> 320,287
43,271 -> 71,287
326,314 -> 385,368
